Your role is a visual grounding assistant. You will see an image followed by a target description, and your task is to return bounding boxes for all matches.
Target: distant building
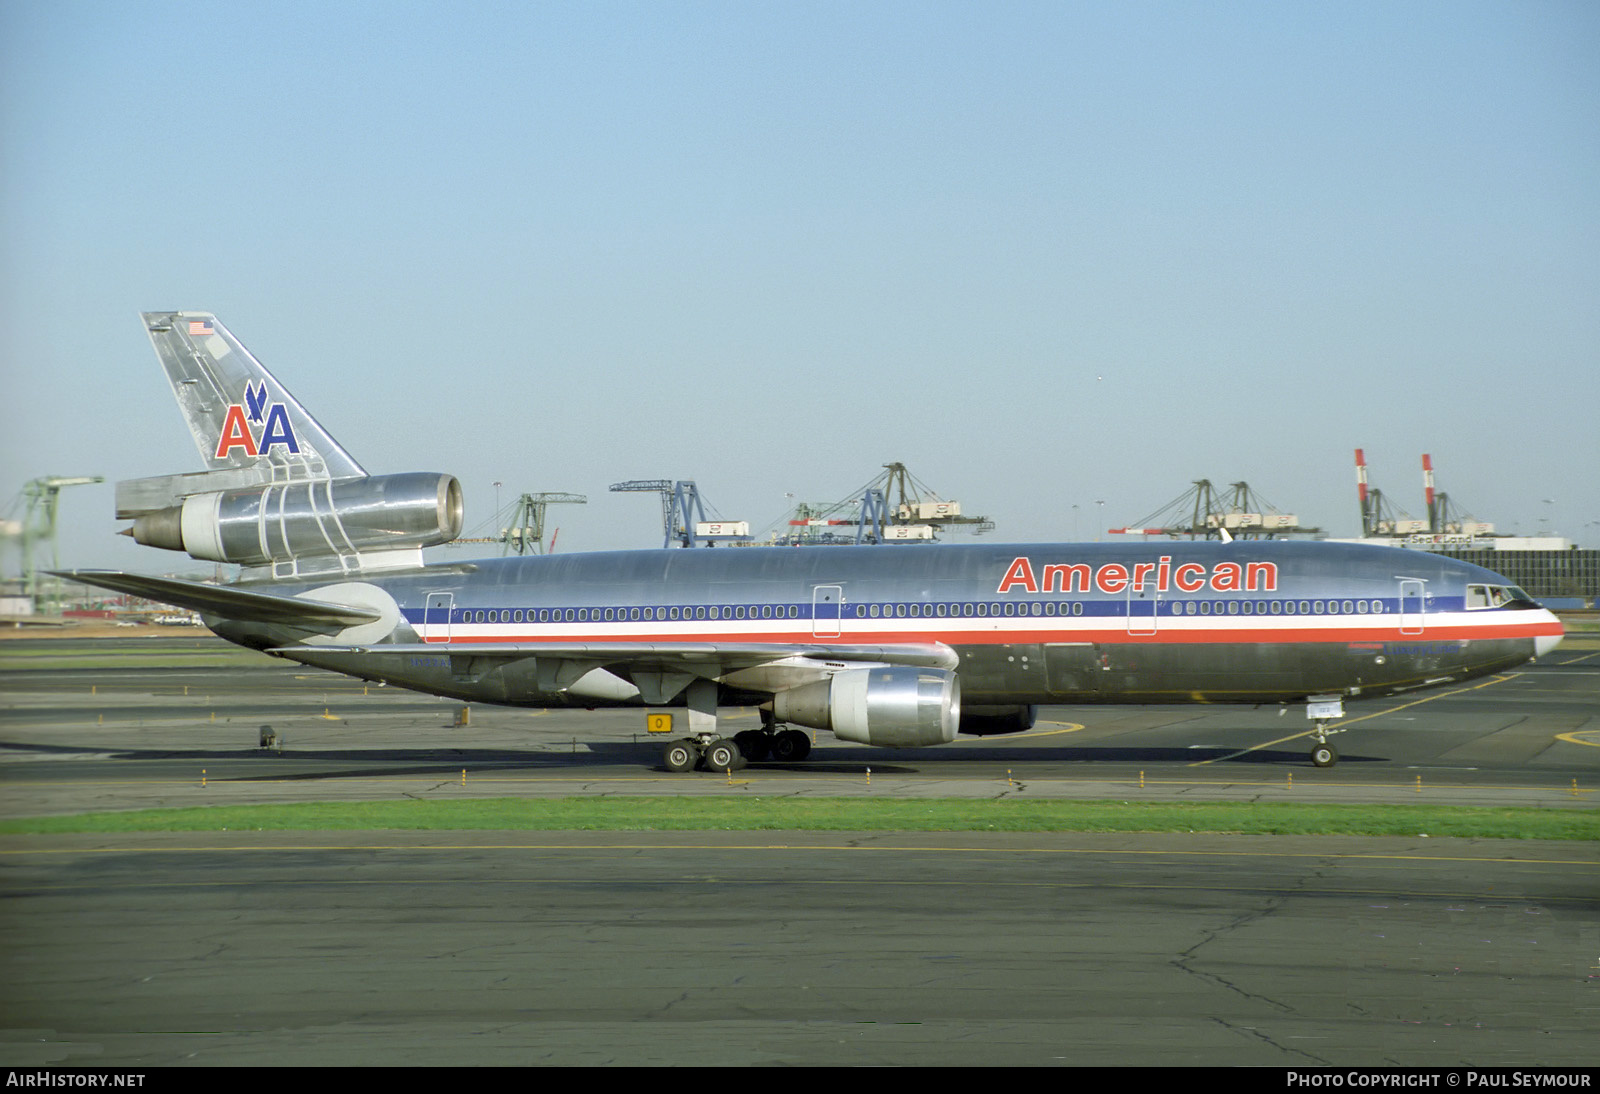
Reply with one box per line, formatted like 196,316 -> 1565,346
1330,536 -> 1598,606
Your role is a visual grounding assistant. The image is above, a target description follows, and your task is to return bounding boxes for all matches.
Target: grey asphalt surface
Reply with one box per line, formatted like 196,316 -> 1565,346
4,830 -> 1597,1066
2,636 -> 1597,1066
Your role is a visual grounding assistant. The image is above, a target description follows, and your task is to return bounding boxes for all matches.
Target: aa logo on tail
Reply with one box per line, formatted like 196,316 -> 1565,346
214,380 -> 301,458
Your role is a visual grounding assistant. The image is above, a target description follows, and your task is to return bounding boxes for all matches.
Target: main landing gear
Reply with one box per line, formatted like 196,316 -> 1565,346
1305,694 -> 1345,768
659,727 -> 813,773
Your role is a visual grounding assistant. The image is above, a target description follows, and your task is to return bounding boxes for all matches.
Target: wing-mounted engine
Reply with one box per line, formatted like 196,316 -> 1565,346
772,666 -> 961,747
120,471 -> 463,577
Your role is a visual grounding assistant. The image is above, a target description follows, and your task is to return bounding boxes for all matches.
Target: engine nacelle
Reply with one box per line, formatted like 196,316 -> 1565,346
128,472 -> 463,567
772,666 -> 961,748
958,705 -> 1037,736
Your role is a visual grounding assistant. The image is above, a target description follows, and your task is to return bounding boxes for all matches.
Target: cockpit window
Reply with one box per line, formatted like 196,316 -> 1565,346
1504,586 -> 1543,609
1466,583 -> 1543,610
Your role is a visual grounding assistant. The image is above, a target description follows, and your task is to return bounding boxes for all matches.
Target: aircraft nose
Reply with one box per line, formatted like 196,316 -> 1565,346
1534,611 -> 1565,658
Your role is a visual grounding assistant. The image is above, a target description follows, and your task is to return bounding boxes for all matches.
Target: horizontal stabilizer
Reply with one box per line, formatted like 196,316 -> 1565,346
56,570 -> 382,628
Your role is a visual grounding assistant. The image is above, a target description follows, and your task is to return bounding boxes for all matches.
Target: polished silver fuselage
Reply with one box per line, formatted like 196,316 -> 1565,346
218,539 -> 1561,717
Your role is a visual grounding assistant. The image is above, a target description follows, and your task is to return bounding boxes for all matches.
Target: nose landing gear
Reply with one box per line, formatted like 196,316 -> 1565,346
1306,694 -> 1345,768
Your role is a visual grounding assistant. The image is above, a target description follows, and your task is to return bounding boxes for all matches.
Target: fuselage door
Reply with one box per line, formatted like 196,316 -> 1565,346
812,584 -> 843,638
1399,579 -> 1425,635
424,592 -> 454,644
1044,642 -> 1101,697
1127,574 -> 1158,636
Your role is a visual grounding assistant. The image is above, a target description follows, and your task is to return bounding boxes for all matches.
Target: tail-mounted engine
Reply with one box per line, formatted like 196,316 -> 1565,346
123,472 -> 463,573
772,666 -> 961,747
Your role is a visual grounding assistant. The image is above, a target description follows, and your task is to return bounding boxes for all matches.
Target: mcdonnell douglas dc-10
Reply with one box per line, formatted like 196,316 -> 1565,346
64,313 -> 1565,771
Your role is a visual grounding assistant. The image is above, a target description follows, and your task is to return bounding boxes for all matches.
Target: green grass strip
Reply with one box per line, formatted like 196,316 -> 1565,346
2,798 -> 1595,840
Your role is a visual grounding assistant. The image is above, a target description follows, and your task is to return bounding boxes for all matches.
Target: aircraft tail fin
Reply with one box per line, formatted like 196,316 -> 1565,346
140,312 -> 366,482
114,313 -> 461,578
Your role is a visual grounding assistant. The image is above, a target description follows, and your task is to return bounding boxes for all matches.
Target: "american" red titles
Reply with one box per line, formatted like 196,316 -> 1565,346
997,556 -> 1279,596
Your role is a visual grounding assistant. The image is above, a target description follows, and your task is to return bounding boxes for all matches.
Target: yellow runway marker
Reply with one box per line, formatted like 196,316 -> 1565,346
1009,722 -> 1085,740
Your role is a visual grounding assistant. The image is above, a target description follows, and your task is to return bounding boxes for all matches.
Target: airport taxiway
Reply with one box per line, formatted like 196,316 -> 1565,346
1,636 -> 1597,814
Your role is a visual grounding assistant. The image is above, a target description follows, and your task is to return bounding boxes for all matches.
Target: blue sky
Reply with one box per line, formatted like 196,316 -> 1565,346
3,0 -> 1597,572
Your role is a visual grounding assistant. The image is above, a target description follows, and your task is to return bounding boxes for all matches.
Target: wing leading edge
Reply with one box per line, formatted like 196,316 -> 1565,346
273,640 -> 961,706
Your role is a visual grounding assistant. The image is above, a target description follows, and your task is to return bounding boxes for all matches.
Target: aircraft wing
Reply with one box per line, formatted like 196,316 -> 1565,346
279,640 -> 960,703
57,570 -> 383,629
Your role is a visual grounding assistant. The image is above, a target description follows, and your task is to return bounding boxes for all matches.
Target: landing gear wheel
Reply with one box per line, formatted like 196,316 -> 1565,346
734,730 -> 770,763
1310,743 -> 1338,768
663,740 -> 698,773
703,737 -> 742,772
769,729 -> 812,763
